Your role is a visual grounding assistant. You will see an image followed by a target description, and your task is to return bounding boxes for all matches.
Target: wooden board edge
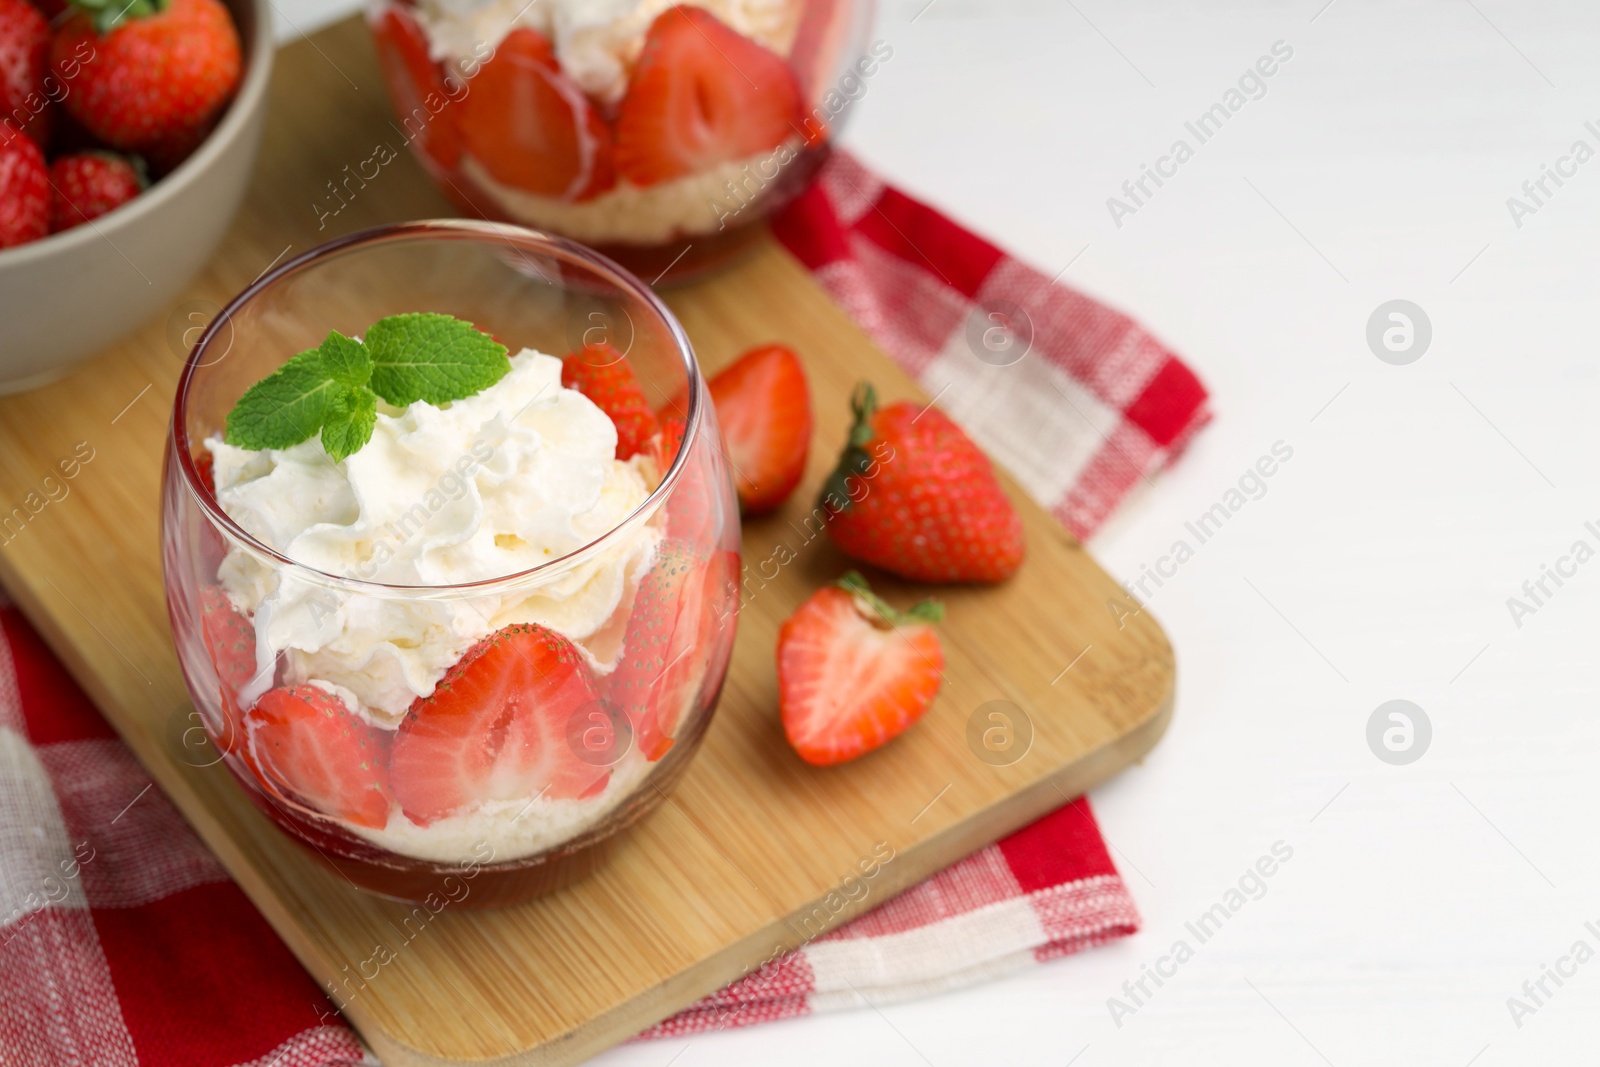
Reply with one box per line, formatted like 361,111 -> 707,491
357,676 -> 1176,1066
0,221 -> 1182,1065
0,539 -> 379,1022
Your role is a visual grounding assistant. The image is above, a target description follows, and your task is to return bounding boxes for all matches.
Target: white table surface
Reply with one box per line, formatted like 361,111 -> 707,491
272,2 -> 1600,1063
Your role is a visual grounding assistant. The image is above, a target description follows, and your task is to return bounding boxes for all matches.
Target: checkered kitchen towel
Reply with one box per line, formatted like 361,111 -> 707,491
774,151 -> 1211,541
638,150 -> 1211,1037
0,150 -> 1208,1064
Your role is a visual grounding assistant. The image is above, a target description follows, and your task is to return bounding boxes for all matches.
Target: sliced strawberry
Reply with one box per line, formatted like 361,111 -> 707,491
390,624 -> 607,825
606,539 -> 736,760
650,412 -> 687,477
652,414 -> 707,541
199,585 -> 257,758
194,449 -> 216,497
701,546 -> 740,702
651,408 -> 742,543
613,6 -> 803,187
707,343 -> 811,513
788,0 -> 840,104
456,26 -> 614,200
371,4 -> 464,171
647,414 -> 715,543
200,585 -> 254,696
245,685 -> 393,829
778,572 -> 943,767
561,343 -> 661,460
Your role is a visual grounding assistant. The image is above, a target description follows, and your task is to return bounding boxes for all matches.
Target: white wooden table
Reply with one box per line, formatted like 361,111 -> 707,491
279,2 -> 1599,1062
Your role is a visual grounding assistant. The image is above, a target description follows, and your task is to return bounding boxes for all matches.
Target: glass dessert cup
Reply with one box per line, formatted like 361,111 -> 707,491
162,221 -> 741,907
368,0 -> 877,283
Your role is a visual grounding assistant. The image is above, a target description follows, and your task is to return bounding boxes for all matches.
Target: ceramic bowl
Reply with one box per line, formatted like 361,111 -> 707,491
0,0 -> 274,394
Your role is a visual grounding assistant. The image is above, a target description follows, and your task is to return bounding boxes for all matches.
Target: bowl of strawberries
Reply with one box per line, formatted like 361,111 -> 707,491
368,0 -> 877,283
0,0 -> 273,393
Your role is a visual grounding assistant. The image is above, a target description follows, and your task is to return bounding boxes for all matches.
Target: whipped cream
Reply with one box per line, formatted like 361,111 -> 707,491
419,0 -> 802,104
210,349 -> 661,725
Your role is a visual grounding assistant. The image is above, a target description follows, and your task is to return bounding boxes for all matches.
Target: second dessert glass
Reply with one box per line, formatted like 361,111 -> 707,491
368,0 -> 878,282
162,221 -> 741,906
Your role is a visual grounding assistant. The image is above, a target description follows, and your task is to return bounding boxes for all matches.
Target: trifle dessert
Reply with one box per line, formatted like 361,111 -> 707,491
163,222 -> 740,905
368,0 -> 871,280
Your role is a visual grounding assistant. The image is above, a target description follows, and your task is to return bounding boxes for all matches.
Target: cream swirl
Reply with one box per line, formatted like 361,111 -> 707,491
417,0 -> 801,104
209,350 -> 659,725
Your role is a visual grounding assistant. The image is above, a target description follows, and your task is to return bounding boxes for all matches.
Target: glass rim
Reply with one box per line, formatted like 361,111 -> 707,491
170,218 -> 705,596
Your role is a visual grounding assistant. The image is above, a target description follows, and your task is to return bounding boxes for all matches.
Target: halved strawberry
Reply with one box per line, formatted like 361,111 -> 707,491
456,26 -> 614,199
244,685 -> 393,829
200,585 -> 256,757
777,572 -> 943,767
371,4 -> 464,171
389,624 -> 608,825
613,6 -> 804,187
707,343 -> 811,513
562,343 -> 661,460
607,539 -> 736,760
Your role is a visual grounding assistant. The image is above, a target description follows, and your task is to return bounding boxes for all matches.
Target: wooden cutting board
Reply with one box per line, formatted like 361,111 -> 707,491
0,16 -> 1173,1066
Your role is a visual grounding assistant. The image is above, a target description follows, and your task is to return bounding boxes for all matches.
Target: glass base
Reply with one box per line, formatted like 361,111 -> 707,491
226,675 -> 722,908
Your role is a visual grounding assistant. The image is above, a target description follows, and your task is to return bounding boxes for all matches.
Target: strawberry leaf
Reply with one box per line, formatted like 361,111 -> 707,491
224,350 -> 341,452
820,382 -> 880,512
320,386 -> 378,462
836,571 -> 943,627
70,0 -> 170,33
365,313 -> 509,407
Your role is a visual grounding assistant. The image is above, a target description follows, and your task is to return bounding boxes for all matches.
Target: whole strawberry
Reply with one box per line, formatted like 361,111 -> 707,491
0,0 -> 49,144
822,383 -> 1025,583
49,150 -> 143,230
0,131 -> 48,246
50,0 -> 241,160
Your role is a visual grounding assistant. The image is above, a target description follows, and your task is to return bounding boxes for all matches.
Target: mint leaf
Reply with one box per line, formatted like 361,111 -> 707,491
223,314 -> 508,462
365,313 -> 509,407
318,331 -> 372,387
320,386 -> 377,462
224,350 -> 341,451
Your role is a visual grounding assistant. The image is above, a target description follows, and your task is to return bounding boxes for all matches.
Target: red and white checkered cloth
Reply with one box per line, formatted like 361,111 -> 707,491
0,150 -> 1208,1065
0,610 -> 374,1067
774,152 -> 1211,541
